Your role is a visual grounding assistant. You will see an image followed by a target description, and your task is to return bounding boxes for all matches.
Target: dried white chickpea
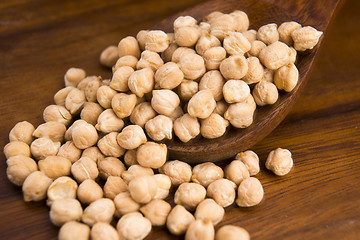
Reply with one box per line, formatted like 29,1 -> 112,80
64,119 -> 87,141
116,125 -> 147,150
223,32 -> 251,55
8,121 -> 34,145
65,88 -> 86,115
175,26 -> 200,47
159,160 -> 192,186
33,121 -> 66,142
4,141 -> 31,158
230,10 -> 249,32
117,212 -> 152,240
77,76 -> 97,91
98,156 -> 126,179
100,45 -> 119,68
210,14 -> 236,41
259,41 -> 291,70
122,164 -> 154,184
257,23 -> 279,45
38,156 -> 72,179
6,155 -> 37,186
22,171 -> 52,202
154,62 -> 184,89
213,100 -> 229,116
114,192 -> 141,216
161,42 -> 178,63
291,26 -> 323,51
136,142 -> 167,169
112,55 -> 138,73
224,101 -> 255,128
200,113 -> 229,139
153,174 -> 171,200
194,198 -> 224,226
80,102 -> 103,126
77,179 -> 103,204
236,177 -> 264,207
71,122 -> 98,149
199,22 -> 211,34
278,21 -> 302,46
203,46 -> 227,70
262,68 -> 275,82
215,225 -> 250,240
178,53 -> 206,80
140,199 -> 171,226
30,137 -> 61,160
64,67 -> 86,87
50,198 -> 83,226
85,76 -> 102,102
118,36 -> 140,59
43,105 -> 72,126
224,160 -> 250,185
173,113 -> 200,142
203,11 -> 224,23
266,148 -> 293,176
123,150 -> 138,167
191,162 -> 224,187
174,182 -> 206,211
111,93 -> 137,119
129,102 -> 156,128
110,66 -> 134,92
174,16 -> 197,29
223,80 -> 250,104
71,157 -> 99,183
167,205 -> 195,235
82,198 -> 115,226
151,89 -> 180,116
187,90 -> 216,119
82,146 -> 104,163
96,85 -> 117,109
185,219 -> 215,240
98,132 -> 125,158
47,176 -> 78,206
242,29 -> 257,43
220,55 -> 248,80
199,70 -> 225,101
136,30 -> 149,51
91,222 -> 119,240
288,47 -> 297,64
253,81 -> 279,106
104,176 -> 127,199
145,30 -> 170,52
128,175 -> 158,204
235,150 -> 260,176
274,63 -> 299,92
54,86 -> 76,106
145,115 -> 173,141
136,50 -> 164,72
169,105 -> 185,121
171,47 -> 196,63
207,178 -> 236,207
195,33 -> 221,56
177,79 -> 199,101
243,56 -> 265,84
128,67 -> 154,97
58,221 -> 90,240
96,109 -> 124,134
248,40 -> 267,57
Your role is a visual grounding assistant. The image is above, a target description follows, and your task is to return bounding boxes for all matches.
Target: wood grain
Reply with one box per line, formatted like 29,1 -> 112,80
1,0 -> 360,239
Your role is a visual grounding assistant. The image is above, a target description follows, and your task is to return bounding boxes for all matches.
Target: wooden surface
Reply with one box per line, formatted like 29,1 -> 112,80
0,0 -> 359,239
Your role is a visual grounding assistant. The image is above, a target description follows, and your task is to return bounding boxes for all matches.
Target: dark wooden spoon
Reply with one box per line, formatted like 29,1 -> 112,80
152,0 -> 342,164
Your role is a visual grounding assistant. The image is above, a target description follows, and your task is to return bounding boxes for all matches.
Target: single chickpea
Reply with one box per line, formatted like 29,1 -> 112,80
210,14 -> 236,41
248,40 -> 267,57
104,176 -> 127,199
171,47 -> 196,63
54,86 -> 75,106
112,55 -> 138,73
153,174 -> 172,200
159,160 -> 192,186
50,198 -> 83,226
80,102 -> 103,126
215,225 -> 250,240
174,16 -> 197,29
175,26 -> 200,47
30,137 -> 61,160
38,156 -> 72,179
199,70 -> 225,101
224,160 -> 250,185
22,171 -> 53,202
47,176 -> 78,206
96,85 -> 117,109
151,89 -> 180,116
136,50 -> 164,72
224,101 -> 255,128
199,22 -> 211,34
71,157 -> 99,183
194,198 -> 224,226
161,42 -> 178,63
259,41 -> 290,70
288,47 -> 297,64
128,175 -> 158,204
203,11 -> 224,24
58,221 -> 90,240
203,46 -> 227,70
223,80 -> 250,104
65,88 -> 86,115
177,79 -> 199,101
235,150 -> 260,176
185,219 -> 215,240
278,21 -> 302,46
236,177 -> 264,207
192,162 -> 224,187
200,113 -> 229,139
136,142 -> 167,169
130,102 -> 156,128
64,67 -> 86,87
178,53 -> 206,80
33,121 -> 66,142
8,121 -> 35,145
4,141 -> 31,159
155,62 -> 184,89
91,222 -> 119,240
167,205 -> 195,235
223,32 -> 251,55
77,76 -> 97,91
257,23 -> 279,45
188,90 -> 216,119
111,93 -> 137,119
96,109 -> 124,134
213,100 -> 229,116
253,81 -> 279,106
136,30 -> 149,51
98,132 -> 125,158
145,115 -> 173,141
110,66 -> 134,92
122,164 -> 154,184
118,36 -> 140,59
195,33 -> 221,56
123,150 -> 138,167
230,10 -> 249,32
140,199 -> 171,226
262,68 -> 275,82
71,122 -> 98,149
43,105 -> 72,126
207,178 -> 236,207
85,76 -> 102,102
64,119 -> 87,141
220,55 -> 248,80
169,105 -> 185,121
266,148 -> 293,176
243,56 -> 265,85
242,29 -> 258,43
128,68 -> 154,97
82,198 -> 115,226
116,212 -> 152,240
145,30 -> 170,52
100,45 -> 119,68
82,146 -> 104,163
291,26 -> 323,51
77,179 -> 103,204
174,182 -> 206,211
173,113 -> 200,142
98,156 -> 126,179
274,63 -> 299,92
116,125 -> 147,150
114,192 -> 141,216
6,156 -> 37,185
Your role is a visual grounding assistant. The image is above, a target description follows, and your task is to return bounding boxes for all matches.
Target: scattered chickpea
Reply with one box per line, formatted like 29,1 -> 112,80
4,141 -> 31,159
128,68 -> 154,97
167,205 -> 195,235
71,122 -> 98,149
175,26 -> 200,47
171,47 -> 196,63
104,176 -> 127,199
159,160 -> 191,187
236,177 -> 264,207
128,175 -> 158,204
123,150 -> 138,167
122,164 -> 154,184
64,67 -> 86,87
291,26 -> 323,51
145,30 -> 170,52
174,182 -> 206,211
96,85 -> 117,109
155,62 -> 184,89
136,142 -> 167,169
203,46 -> 227,70
223,80 -> 250,104
110,66 -> 134,92
198,22 -> 211,34
243,56 -> 265,84
274,63 -> 299,92
278,21 -> 302,46
96,109 -> 124,134
242,29 -> 257,42
253,81 -> 279,106
210,14 -> 236,41
153,174 -> 171,200
207,178 -> 236,207
257,23 -> 279,45
215,225 -> 250,240
224,160 -> 250,185
174,16 -> 197,29
81,146 -> 104,163
225,101 -> 255,128
116,125 -> 147,150
192,162 -> 224,187
77,76 -> 97,91
113,55 -> 138,73
116,212 -> 152,240
288,47 -> 297,64
33,121 -> 66,142
47,176 -> 78,206
178,53 -> 206,80
30,137 -> 61,160
140,199 -> 171,226
64,119 -> 87,141
114,192 -> 141,216
98,132 -> 125,158
71,157 -> 99,183
173,113 -> 200,142
235,150 -> 260,176
136,50 -> 164,72
230,10 -> 249,32
58,221 -> 90,240
177,79 -> 199,101
50,198 -> 83,226
248,40 -> 267,57
145,115 -> 173,141
259,41 -> 291,70
80,102 -> 103,126
65,88 -> 86,115
8,121 -> 35,145
194,198 -> 224,226
195,33 -> 221,56
169,105 -> 185,121
185,219 -> 215,240
223,32 -> 251,55
82,198 -> 115,226
84,76 -> 102,102
43,105 -> 72,126
111,93 -> 137,119
213,100 -> 229,116
266,148 -> 293,176
199,70 -> 225,101
77,179 -> 103,204
151,89 -> 180,116
22,171 -> 52,202
203,11 -> 224,24
161,42 -> 178,62
220,55 -> 248,80
188,90 -> 216,119
118,36 -> 140,59
100,45 -> 119,68
54,86 -> 76,106
98,156 -> 126,179
262,68 -> 275,82
38,156 -> 72,179
129,102 -> 156,128
136,30 -> 149,51
91,222 -> 119,240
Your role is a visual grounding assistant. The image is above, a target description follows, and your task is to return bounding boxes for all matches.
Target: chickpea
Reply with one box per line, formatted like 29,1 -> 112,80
199,70 -> 225,101
38,156 -> 72,179
243,56 -> 264,85
288,47 -> 297,64
82,198 -> 115,226
84,76 -> 102,102
195,33 -> 221,56
203,11 -> 224,24
174,182 -> 206,210
71,157 -> 99,183
64,67 -> 86,87
110,66 -> 134,92
136,50 -> 164,72
153,174 -> 171,200
173,113 -> 200,142
177,79 -> 199,101
207,178 -> 236,207
259,41 -> 290,70
114,192 -> 141,216
145,115 -> 173,141
100,45 -> 119,68
187,90 -> 216,119
98,156 -> 126,179
195,198 -> 224,226
64,119 -> 87,141
128,175 -> 157,204
47,176 -> 78,206
113,55 -> 138,73
136,142 -> 167,169
223,80 -> 250,104
174,16 -> 197,29
65,88 -> 86,115
91,222 -> 119,240
253,81 -> 279,106
169,105 -> 185,121
136,30 -> 149,51
203,46 -> 227,70
185,219 -> 215,240
223,32 -> 251,55
215,225 -> 250,240
140,199 -> 171,226
192,162 -> 224,187
175,26 -> 200,47
274,63 -> 299,92
235,150 -> 260,176
230,10 -> 249,32
145,30 -> 170,52
242,29 -> 257,43
96,109 -> 124,134
116,212 -> 152,240
77,76 -> 97,91
128,68 -> 154,97
154,62 -> 184,89
262,68 -> 275,82
43,105 -> 72,126
71,122 -> 98,149
178,53 -> 206,80
199,22 -> 211,34
278,21 -> 302,46
54,86 -> 76,106
248,40 -> 267,57
266,148 -> 293,176
123,150 -> 138,167
151,89 -> 180,116
111,93 -> 137,119
291,26 -> 323,51
167,205 -> 195,235
58,221 -> 90,240
122,164 -> 154,184
22,171 -> 52,202
50,198 -> 83,226
104,176 -> 127,199
30,137 -> 61,160
224,101 -> 255,128
116,125 -> 147,150
171,47 -> 196,63
210,14 -> 236,41
130,102 -> 156,128
77,179 -> 103,204
236,177 -> 264,207
118,36 -> 140,59
159,160 -> 192,186
96,85 -> 117,109
8,121 -> 35,145
257,23 -> 279,45
33,121 -> 66,142
98,132 -> 125,158
220,55 -> 248,80
200,113 -> 229,139
4,141 -> 31,159
213,100 -> 229,116
224,160 -> 250,185
82,146 -> 104,163
161,42 -> 178,63
80,102 -> 103,126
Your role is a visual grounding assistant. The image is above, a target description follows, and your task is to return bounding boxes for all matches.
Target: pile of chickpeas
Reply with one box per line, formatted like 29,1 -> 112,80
4,9 -> 322,240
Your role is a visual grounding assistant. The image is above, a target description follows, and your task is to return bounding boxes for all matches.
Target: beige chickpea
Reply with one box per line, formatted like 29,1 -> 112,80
195,33 -> 220,56
199,21 -> 211,34
113,55 -> 138,73
30,137 -> 61,160
77,179 -> 103,204
122,164 -> 154,184
278,21 -> 302,46
161,42 -> 178,63
47,176 -> 78,206
248,40 -> 267,57
123,150 -> 137,167
111,93 -> 137,119
288,47 -> 297,64
54,86 -> 76,106
230,10 -> 249,32
224,160 -> 250,185
167,205 -> 195,235
169,105 -> 185,121
91,222 -> 119,240
151,89 -> 180,116
98,156 -> 126,179
77,76 -> 97,92
43,105 -> 72,126
71,122 -> 98,149
207,178 -> 236,207
33,121 -> 66,143
174,113 -> 200,142
177,79 -> 199,101
174,16 -> 197,29
71,157 -> 99,183
192,162 -> 224,188
38,156 -> 72,179
257,23 -> 279,45
224,101 -> 255,128
259,41 -> 291,70
171,47 -> 196,63
213,100 -> 229,116
155,62 -> 184,89
118,36 -> 140,59
4,141 -> 31,159
145,30 -> 170,52
203,11 -> 224,23
116,125 -> 147,150
195,199 -> 224,226
136,50 -> 164,72
262,68 -> 275,82
64,119 -> 87,141
114,192 -> 141,216
223,80 -> 250,104
153,174 -> 171,200
175,26 -> 200,47
104,176 -> 127,199
178,53 -> 206,80
129,102 -> 156,128
266,148 -> 293,176
96,85 -> 117,109
50,198 -> 83,226
253,81 -> 279,106
201,113 -> 229,139
140,199 -> 171,226
80,102 -> 103,126
187,90 -> 216,119
85,76 -> 102,102
96,109 -> 124,134
82,146 -> 104,163
203,46 -> 227,70
235,150 -> 260,176
137,30 -> 149,51
110,66 -> 134,92
243,56 -> 264,84
236,177 -> 264,207
274,63 -> 299,92
117,212 -> 152,240
223,32 -> 251,55
128,67 -> 154,97
291,26 -> 323,51
136,142 -> 167,169
65,88 -> 86,115
22,171 -> 52,202
199,70 -> 225,101
64,67 -> 86,87
215,225 -> 250,240
6,156 -> 37,186
8,121 -> 35,145
58,221 -> 90,240
174,182 -> 206,210
100,45 -> 119,68
82,198 -> 115,226
220,55 -> 248,80
242,29 -> 257,43
98,132 -> 125,158
185,219 -> 215,240
128,175 -> 157,204
145,115 -> 173,141
159,160 -> 191,186
210,14 -> 236,41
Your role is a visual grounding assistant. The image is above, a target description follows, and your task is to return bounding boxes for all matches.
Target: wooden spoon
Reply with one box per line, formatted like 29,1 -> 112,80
153,0 -> 343,163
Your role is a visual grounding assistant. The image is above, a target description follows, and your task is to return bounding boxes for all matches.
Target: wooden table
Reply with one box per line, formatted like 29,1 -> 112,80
0,0 -> 359,239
